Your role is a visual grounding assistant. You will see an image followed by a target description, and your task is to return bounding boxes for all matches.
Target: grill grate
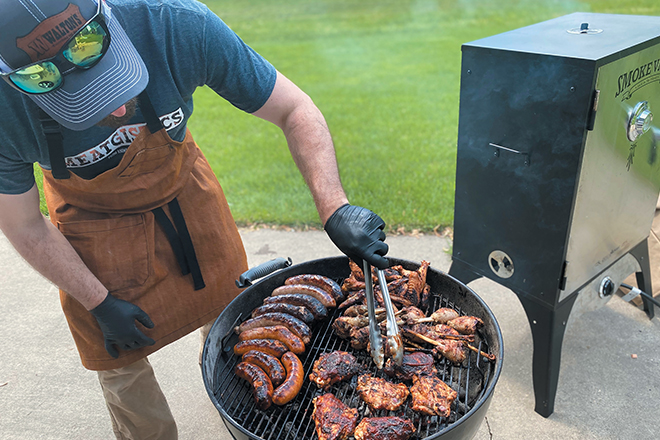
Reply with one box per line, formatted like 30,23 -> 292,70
211,281 -> 494,440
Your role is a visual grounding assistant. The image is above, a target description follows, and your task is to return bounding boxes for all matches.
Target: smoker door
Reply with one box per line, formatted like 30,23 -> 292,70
563,44 -> 660,298
452,47 -> 595,307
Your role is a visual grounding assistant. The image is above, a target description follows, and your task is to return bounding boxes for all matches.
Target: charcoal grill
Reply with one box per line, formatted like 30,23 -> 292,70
202,257 -> 503,440
449,12 -> 660,418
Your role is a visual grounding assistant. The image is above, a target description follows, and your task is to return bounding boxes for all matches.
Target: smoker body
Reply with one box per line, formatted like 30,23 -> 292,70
449,12 -> 660,417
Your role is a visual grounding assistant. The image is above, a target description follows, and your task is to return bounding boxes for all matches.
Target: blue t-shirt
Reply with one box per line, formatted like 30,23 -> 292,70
0,0 -> 276,194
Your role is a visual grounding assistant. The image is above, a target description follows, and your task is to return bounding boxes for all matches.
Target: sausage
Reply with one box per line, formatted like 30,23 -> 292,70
263,294 -> 328,321
271,284 -> 336,308
272,352 -> 305,406
251,303 -> 314,325
233,338 -> 289,358
236,313 -> 312,345
242,350 -> 287,387
285,274 -> 344,302
238,325 -> 306,354
234,362 -> 273,410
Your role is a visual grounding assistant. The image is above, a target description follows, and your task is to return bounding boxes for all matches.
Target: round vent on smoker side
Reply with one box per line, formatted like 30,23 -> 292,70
202,257 -> 504,440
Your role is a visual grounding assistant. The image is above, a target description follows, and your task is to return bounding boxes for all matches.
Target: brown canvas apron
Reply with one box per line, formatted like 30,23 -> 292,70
40,94 -> 247,370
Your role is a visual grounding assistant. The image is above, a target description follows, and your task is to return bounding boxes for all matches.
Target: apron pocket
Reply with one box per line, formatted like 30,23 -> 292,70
57,214 -> 151,292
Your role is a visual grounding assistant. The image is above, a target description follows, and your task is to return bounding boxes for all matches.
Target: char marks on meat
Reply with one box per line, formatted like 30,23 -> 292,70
312,393 -> 359,440
447,315 -> 484,335
354,417 -> 416,440
410,374 -> 457,418
383,351 -> 437,381
404,323 -> 467,363
309,351 -> 361,390
356,375 -> 410,411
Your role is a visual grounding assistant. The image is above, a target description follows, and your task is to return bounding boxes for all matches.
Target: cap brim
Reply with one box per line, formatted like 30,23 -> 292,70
30,14 -> 148,131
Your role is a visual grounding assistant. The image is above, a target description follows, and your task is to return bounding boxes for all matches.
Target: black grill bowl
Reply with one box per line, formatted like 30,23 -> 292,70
202,257 -> 503,440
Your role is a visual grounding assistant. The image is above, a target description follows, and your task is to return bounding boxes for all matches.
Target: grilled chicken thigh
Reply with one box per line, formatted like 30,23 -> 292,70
309,351 -> 361,390
354,416 -> 416,440
383,351 -> 437,381
356,375 -> 410,411
312,393 -> 359,440
410,374 -> 457,417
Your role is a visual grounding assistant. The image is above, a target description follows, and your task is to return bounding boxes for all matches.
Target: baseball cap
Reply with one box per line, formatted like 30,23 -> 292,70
0,0 -> 149,131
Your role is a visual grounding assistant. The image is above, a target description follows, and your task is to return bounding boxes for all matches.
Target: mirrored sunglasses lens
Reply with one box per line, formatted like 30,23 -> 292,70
63,20 -> 108,68
10,62 -> 63,94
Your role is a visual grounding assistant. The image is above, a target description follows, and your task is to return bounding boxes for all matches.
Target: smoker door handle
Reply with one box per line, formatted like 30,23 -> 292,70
489,143 -> 530,166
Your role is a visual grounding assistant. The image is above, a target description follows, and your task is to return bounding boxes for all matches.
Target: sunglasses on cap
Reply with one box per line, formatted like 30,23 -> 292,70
0,0 -> 110,95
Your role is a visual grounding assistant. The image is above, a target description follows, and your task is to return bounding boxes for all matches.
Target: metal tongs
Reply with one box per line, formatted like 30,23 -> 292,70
363,260 -> 404,368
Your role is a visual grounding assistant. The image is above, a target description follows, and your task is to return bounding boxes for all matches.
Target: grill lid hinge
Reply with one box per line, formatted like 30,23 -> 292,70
586,89 -> 600,131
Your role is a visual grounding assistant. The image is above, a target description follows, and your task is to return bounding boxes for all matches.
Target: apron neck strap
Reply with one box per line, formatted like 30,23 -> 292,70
39,92 -> 163,180
38,109 -> 70,180
138,91 -> 165,134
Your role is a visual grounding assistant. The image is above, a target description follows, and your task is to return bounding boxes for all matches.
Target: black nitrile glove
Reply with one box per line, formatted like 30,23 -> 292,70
90,293 -> 155,358
324,204 -> 389,269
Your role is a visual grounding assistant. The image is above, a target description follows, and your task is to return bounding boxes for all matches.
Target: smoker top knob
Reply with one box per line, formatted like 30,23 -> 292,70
628,101 -> 653,142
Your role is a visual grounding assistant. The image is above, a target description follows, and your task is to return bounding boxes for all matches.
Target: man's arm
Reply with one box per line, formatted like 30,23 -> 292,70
0,184 -> 107,310
0,184 -> 155,357
252,71 -> 348,225
252,71 -> 389,268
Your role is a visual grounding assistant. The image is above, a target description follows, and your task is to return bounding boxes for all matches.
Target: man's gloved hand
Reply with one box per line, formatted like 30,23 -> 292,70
89,293 -> 156,358
324,204 -> 389,269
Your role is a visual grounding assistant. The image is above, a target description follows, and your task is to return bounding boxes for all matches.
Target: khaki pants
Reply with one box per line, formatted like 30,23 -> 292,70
97,321 -> 214,440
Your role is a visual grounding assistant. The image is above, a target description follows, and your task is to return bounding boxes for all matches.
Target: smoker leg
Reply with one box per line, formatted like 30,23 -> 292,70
448,260 -> 483,285
518,294 -> 578,418
628,240 -> 655,319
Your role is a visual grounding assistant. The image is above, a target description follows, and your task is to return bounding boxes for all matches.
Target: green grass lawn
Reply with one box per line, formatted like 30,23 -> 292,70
188,0 -> 660,232
34,1 -> 660,232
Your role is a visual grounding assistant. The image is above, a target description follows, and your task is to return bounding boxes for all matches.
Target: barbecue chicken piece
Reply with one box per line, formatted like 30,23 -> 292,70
404,324 -> 467,363
410,374 -> 457,417
399,260 -> 429,308
342,273 -> 366,293
429,307 -> 460,323
354,416 -> 416,440
332,315 -> 370,339
339,289 -> 365,309
309,351 -> 361,390
312,393 -> 359,440
447,315 -> 484,335
399,306 -> 427,325
383,351 -> 437,381
349,326 -> 370,350
356,375 -> 410,411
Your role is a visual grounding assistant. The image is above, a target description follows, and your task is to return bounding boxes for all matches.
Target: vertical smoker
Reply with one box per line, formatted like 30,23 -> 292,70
449,12 -> 660,417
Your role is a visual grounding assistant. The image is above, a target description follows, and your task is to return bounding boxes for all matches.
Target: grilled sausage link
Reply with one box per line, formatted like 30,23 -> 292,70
238,325 -> 306,354
236,313 -> 312,345
285,274 -> 344,302
263,294 -> 328,321
234,362 -> 273,410
272,352 -> 305,406
271,284 -> 336,308
233,338 -> 289,358
242,350 -> 286,387
251,303 -> 315,325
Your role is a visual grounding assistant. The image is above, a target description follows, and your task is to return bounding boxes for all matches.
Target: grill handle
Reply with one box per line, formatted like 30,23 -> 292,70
235,257 -> 293,288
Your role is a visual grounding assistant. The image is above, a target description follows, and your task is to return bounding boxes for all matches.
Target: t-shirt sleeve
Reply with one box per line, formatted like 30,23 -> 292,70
201,8 -> 276,113
0,151 -> 36,195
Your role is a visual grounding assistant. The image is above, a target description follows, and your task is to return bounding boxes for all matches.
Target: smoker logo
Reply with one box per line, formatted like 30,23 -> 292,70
615,58 -> 660,100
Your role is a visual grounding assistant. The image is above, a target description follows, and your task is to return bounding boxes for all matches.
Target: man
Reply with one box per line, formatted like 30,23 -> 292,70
0,0 -> 389,438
